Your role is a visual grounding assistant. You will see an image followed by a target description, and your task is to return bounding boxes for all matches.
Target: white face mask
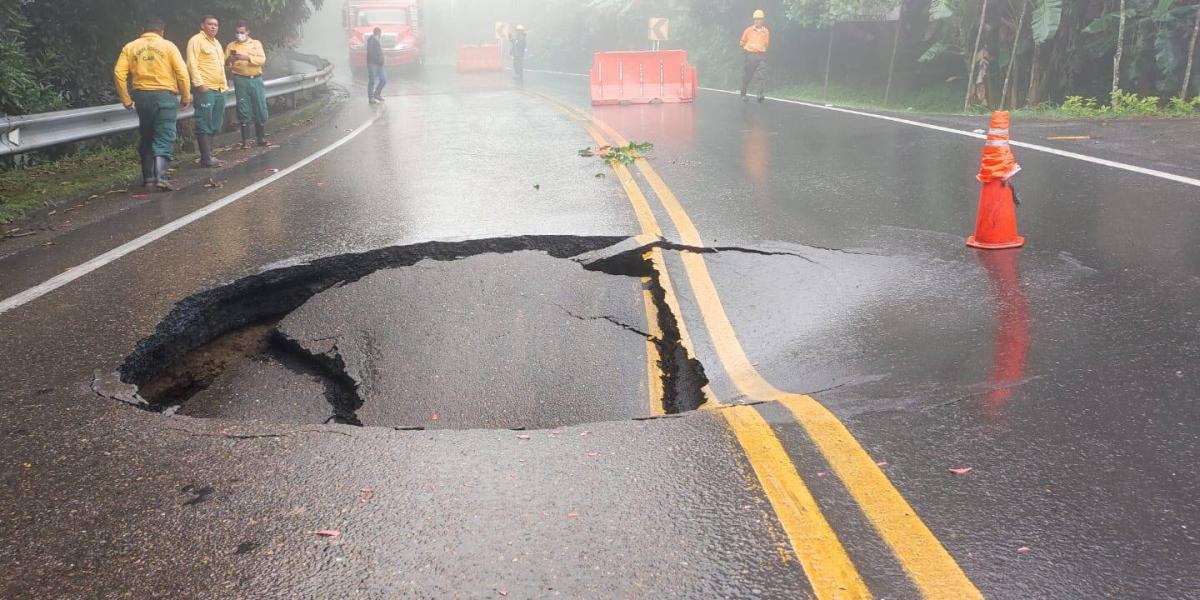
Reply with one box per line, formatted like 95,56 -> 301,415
236,33 -> 248,42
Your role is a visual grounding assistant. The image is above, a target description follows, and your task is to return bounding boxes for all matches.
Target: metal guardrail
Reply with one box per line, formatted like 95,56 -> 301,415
0,55 -> 333,157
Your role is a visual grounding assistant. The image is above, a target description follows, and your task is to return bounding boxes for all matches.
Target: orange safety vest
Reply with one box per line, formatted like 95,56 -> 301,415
740,26 -> 770,53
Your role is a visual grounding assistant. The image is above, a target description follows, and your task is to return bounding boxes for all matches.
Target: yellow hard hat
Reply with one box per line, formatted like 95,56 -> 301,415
753,9 -> 765,19
515,24 -> 525,31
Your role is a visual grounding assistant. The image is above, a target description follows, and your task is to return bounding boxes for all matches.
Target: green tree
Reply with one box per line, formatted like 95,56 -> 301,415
0,0 -> 63,115
2,0 -> 322,114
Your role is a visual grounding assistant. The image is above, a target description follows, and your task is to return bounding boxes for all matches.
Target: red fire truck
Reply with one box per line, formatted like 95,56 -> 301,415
343,0 -> 424,70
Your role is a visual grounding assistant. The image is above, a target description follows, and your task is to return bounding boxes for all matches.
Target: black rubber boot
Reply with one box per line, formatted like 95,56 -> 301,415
240,124 -> 251,148
254,122 -> 268,147
198,134 -> 224,168
197,134 -> 211,166
140,154 -> 155,186
154,156 -> 174,191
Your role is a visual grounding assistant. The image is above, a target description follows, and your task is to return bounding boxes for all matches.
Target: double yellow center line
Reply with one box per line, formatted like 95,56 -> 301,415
530,89 -> 983,600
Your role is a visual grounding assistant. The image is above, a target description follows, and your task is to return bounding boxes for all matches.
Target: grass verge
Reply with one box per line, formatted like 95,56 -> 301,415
1,147 -> 141,225
769,81 -> 1200,122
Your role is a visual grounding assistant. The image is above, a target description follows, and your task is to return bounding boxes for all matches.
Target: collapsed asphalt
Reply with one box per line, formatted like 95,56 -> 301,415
114,236 -> 715,430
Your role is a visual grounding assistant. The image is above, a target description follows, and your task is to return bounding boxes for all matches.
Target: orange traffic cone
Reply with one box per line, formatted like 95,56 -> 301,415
967,111 -> 1025,249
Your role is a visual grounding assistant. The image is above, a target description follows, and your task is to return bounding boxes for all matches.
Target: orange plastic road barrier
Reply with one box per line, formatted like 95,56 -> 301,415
456,44 -> 502,73
589,50 -> 698,105
967,111 -> 1025,249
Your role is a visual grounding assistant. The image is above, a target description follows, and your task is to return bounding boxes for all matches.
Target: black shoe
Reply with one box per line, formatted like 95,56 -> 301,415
254,123 -> 269,146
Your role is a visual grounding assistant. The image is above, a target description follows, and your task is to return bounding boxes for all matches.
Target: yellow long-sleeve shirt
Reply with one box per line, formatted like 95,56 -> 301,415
740,25 -> 770,53
225,38 -> 267,77
187,31 -> 228,91
113,32 -> 191,107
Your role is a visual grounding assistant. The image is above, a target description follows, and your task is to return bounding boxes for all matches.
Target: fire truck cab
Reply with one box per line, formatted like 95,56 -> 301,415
343,0 -> 424,70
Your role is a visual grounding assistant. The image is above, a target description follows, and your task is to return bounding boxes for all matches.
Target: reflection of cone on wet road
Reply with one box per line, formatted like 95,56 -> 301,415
967,111 -> 1025,249
977,249 -> 1030,421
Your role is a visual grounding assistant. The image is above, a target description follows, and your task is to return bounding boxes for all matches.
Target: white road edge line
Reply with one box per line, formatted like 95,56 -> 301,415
0,113 -> 381,317
525,69 -> 1200,189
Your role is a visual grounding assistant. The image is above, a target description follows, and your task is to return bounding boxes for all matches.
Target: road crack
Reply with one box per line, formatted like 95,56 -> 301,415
552,304 -> 657,340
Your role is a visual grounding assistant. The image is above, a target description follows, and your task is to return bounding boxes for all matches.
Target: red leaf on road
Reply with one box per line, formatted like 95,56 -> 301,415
876,461 -> 889,467
586,452 -> 599,457
359,487 -> 373,494
1017,546 -> 1031,554
948,467 -> 974,475
315,530 -> 340,537
566,512 -> 578,518
498,590 -> 509,597
515,434 -> 530,440
431,413 -> 439,421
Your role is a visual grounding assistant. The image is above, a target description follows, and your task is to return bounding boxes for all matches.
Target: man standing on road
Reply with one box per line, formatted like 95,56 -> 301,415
510,25 -> 528,83
225,21 -> 271,148
367,27 -> 386,104
739,9 -> 770,103
187,15 -> 229,167
113,17 -> 191,191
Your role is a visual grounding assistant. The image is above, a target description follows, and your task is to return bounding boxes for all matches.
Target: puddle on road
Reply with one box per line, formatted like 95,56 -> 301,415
108,235 -> 710,430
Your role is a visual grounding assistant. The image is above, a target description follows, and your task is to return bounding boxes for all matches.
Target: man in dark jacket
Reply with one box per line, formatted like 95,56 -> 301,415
367,27 -> 386,104
509,25 -> 527,82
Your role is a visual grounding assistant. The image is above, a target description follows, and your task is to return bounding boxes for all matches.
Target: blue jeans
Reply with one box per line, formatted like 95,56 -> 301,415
368,64 -> 387,98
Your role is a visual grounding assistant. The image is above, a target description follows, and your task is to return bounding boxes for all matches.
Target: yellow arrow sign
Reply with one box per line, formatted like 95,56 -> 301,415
648,17 -> 669,42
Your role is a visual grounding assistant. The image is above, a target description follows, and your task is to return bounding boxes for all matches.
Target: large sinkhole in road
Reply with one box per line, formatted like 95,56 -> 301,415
114,236 -> 710,430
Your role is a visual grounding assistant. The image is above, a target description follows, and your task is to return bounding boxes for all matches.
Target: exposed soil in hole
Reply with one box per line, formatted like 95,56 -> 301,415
116,235 -> 712,430
138,323 -> 275,406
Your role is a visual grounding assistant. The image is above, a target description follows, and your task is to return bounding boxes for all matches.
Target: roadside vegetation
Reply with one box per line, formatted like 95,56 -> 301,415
1,0 -> 322,116
770,81 -> 1200,118
0,146 -> 139,225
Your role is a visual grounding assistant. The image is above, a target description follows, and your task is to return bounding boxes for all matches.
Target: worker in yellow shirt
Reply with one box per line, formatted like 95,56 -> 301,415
740,9 -> 770,103
113,17 -> 191,191
225,21 -> 271,149
187,15 -> 229,168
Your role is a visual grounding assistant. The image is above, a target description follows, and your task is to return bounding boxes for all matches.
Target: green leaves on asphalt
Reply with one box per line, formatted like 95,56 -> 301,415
577,141 -> 654,166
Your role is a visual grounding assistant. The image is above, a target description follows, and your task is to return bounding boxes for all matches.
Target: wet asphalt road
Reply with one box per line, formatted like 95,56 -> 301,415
524,72 -> 1200,597
0,51 -> 1198,598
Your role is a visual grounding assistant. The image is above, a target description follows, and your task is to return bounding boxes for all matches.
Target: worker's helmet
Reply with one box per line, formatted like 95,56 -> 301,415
753,9 -> 765,19
515,24 -> 525,31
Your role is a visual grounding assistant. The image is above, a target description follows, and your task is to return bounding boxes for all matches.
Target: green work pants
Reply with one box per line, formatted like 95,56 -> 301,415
193,88 -> 226,135
132,90 -> 179,159
233,75 -> 269,124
